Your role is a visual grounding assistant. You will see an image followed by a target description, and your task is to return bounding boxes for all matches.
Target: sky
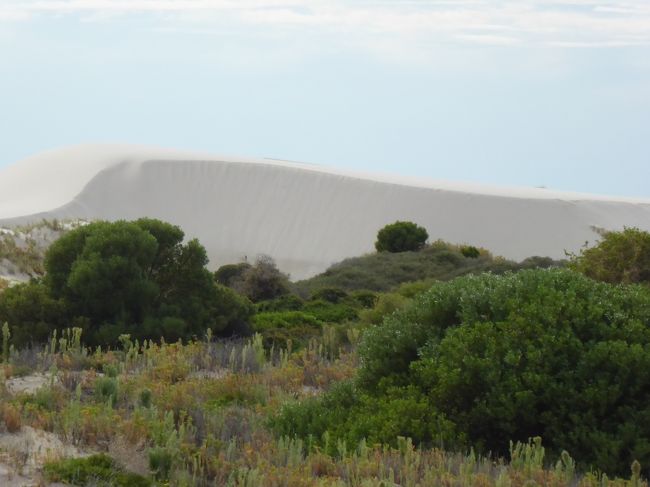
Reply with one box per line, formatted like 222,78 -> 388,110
0,1 -> 649,197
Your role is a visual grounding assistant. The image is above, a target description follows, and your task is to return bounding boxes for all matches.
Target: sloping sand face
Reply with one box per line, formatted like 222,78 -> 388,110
1,144 -> 649,279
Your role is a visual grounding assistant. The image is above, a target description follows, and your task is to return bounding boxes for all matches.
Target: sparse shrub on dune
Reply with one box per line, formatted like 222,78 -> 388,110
228,255 -> 291,303
460,244 -> 481,258
375,221 -> 429,253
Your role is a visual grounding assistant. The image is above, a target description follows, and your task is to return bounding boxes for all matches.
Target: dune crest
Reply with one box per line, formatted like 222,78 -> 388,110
1,144 -> 649,279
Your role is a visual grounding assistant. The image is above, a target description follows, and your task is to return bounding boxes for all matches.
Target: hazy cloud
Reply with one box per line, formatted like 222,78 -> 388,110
1,0 -> 650,47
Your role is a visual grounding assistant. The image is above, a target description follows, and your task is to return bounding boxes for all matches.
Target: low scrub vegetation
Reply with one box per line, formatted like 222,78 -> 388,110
276,269 -> 650,476
1,220 -> 649,485
295,239 -> 562,294
0,327 -> 646,485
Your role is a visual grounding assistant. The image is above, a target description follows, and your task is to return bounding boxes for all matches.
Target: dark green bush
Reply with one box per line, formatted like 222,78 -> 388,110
0,281 -> 66,347
280,269 -> 650,475
348,290 -> 378,308
302,300 -> 358,323
256,294 -> 304,313
44,454 -> 151,487
460,245 -> 480,258
215,262 -> 251,286
0,219 -> 254,347
94,376 -> 119,406
375,221 -> 429,253
253,311 -> 322,349
149,447 -> 174,481
310,287 -> 349,303
253,311 -> 322,331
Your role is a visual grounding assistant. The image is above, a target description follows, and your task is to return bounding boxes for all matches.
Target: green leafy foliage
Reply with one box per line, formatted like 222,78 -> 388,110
0,281 -> 66,346
253,311 -> 322,348
280,269 -> 650,475
253,311 -> 322,331
375,221 -> 429,253
94,376 -> 119,406
214,262 -> 251,287
0,219 -> 253,347
256,294 -> 305,312
569,227 -> 650,284
460,245 -> 481,258
43,454 -> 151,487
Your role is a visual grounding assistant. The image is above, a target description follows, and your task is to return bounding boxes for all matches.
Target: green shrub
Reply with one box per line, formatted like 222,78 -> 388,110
215,262 -> 251,286
139,388 -> 153,409
0,281 -> 66,348
375,221 -> 429,253
148,446 -> 174,481
94,376 -> 119,406
302,300 -> 358,323
460,245 -> 480,258
258,325 -> 321,350
272,381 -> 450,454
253,311 -> 321,331
283,269 -> 650,475
44,454 -> 151,486
569,227 -> 650,284
359,293 -> 410,325
348,290 -> 377,308
310,287 -> 349,303
256,294 -> 304,312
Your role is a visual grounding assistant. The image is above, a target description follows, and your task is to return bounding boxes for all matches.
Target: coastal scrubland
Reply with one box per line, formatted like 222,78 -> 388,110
0,220 -> 649,486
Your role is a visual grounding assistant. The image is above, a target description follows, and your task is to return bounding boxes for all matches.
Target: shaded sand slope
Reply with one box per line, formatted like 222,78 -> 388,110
1,144 -> 650,279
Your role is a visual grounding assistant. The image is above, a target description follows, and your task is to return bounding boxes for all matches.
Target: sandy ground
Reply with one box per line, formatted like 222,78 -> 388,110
0,372 -> 84,486
5,374 -> 55,395
1,144 -> 650,279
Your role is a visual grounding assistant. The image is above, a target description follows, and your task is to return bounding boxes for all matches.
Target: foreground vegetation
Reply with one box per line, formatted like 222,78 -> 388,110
2,219 -> 650,485
1,329 -> 647,486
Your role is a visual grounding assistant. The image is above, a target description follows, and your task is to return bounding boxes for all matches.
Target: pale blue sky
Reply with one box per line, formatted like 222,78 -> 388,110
1,1 -> 649,197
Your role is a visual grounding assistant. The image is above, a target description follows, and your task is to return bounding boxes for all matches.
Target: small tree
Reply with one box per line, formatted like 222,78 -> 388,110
231,255 -> 290,303
0,218 -> 253,346
569,227 -> 650,285
375,221 -> 428,253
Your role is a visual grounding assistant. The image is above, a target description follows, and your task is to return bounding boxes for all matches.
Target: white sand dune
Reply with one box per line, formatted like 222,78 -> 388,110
1,144 -> 649,279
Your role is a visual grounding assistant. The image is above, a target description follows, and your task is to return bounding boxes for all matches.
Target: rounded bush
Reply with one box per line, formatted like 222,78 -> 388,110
358,269 -> 650,474
569,227 -> 650,285
460,245 -> 480,258
375,221 -> 428,253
